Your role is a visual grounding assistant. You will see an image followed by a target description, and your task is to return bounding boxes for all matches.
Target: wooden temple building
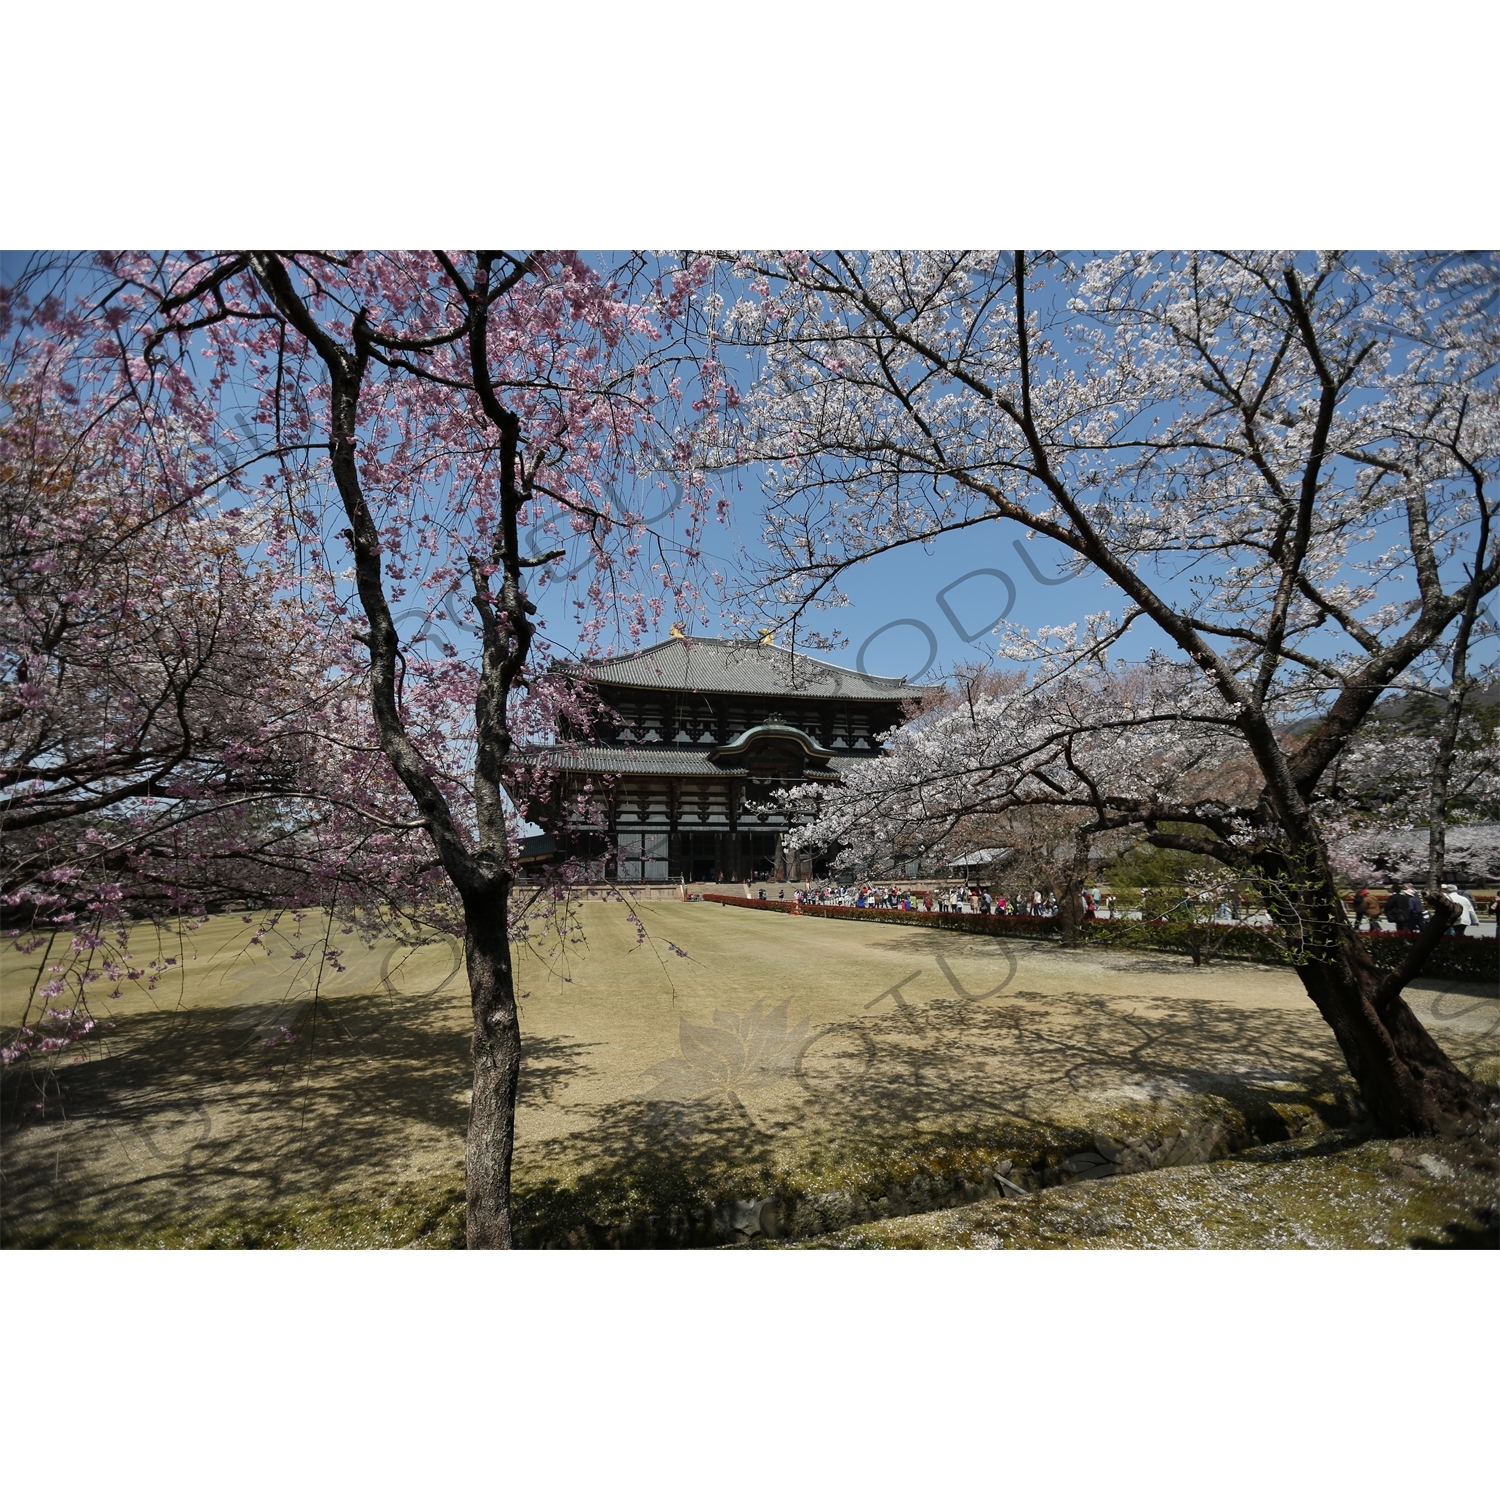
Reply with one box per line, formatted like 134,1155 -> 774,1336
512,635 -> 915,883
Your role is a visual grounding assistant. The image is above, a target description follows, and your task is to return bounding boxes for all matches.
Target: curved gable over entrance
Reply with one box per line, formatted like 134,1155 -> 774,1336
707,720 -> 835,781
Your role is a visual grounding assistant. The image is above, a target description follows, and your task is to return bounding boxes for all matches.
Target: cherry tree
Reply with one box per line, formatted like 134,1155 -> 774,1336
0,372 -> 426,1084
1,389 -> 356,921
715,251 -> 1498,1139
3,251 -> 723,1245
782,660 -> 1244,934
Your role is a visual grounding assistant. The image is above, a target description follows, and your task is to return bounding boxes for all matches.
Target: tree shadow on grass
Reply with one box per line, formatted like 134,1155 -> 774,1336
7,973 -> 1496,1249
1409,1216 -> 1500,1249
506,988 -> 1427,1245
792,988 -> 1363,1135
0,988 -> 599,1247
518,1036 -> 605,1109
1,990 -> 468,1248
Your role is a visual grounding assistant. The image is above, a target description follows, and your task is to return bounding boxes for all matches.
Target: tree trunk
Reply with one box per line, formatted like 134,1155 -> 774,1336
1295,941 -> 1493,1137
1428,492 -> 1489,902
463,880 -> 522,1248
1264,862 -> 1495,1138
1058,832 -> 1091,948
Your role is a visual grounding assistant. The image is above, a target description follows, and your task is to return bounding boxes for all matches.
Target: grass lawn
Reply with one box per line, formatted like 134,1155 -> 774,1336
3,901 -> 1496,1247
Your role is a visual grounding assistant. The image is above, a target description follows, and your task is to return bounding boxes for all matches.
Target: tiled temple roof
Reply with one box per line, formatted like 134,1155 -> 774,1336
555,636 -> 914,701
513,744 -> 747,777
514,742 -> 863,781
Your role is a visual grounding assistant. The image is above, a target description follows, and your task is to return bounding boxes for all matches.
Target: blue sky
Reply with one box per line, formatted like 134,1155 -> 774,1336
4,250 -> 1491,696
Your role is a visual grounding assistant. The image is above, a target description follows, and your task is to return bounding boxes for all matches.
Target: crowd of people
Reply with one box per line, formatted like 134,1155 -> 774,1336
1348,883 -> 1487,936
749,883 -> 1115,918
736,878 -> 1492,937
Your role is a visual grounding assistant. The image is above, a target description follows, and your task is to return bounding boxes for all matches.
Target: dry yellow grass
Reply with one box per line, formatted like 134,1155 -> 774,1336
2,901 -> 1494,1246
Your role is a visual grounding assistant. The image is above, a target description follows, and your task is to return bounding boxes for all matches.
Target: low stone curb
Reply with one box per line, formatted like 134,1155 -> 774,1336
518,1100 -> 1356,1249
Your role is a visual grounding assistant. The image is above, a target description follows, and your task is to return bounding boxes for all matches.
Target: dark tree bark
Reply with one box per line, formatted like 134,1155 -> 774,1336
1250,824 -> 1488,1137
1058,829 -> 1091,949
463,881 -> 523,1247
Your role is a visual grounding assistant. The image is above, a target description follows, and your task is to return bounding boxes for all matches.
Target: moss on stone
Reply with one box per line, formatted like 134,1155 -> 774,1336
18,1118 -> 1496,1252
4,1174 -> 468,1250
796,1135 -> 1500,1250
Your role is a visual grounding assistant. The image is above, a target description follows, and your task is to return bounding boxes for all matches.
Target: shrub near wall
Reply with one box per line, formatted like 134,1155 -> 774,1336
701,895 -> 1497,982
1084,915 -> 1497,980
1356,929 -> 1498,982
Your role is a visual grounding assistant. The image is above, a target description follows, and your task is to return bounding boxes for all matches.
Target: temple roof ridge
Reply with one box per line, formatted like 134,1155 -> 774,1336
555,634 -> 914,701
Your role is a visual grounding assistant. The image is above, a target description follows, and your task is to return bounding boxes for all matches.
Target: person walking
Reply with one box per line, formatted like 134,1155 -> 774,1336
1442,884 -> 1478,935
1388,884 -> 1425,932
1381,887 -> 1404,931
1407,885 -> 1429,932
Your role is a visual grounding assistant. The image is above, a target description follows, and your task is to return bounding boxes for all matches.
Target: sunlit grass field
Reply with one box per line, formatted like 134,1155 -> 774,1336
3,901 -> 1496,1247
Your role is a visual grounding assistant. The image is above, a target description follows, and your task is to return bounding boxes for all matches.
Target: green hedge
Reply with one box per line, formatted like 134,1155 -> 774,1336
1357,930 -> 1498,981
700,895 -> 1497,981
1084,916 -> 1497,980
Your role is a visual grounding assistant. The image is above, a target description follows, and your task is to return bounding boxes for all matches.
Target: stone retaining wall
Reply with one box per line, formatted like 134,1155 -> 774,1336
517,1092 -> 1362,1249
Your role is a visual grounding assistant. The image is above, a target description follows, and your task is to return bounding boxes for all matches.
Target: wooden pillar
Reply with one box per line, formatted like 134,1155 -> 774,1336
666,779 -> 682,882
